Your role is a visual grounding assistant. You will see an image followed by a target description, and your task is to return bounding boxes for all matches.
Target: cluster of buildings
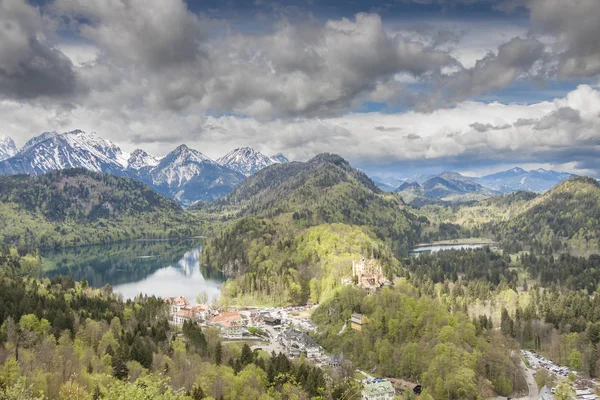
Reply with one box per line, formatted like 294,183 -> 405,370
164,296 -> 246,338
279,329 -> 324,359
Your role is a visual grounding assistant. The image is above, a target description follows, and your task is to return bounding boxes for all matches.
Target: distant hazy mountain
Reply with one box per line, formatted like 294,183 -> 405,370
270,153 -> 289,164
217,147 -> 287,176
370,176 -> 405,192
395,171 -> 497,205
0,136 -> 17,161
476,167 -> 576,193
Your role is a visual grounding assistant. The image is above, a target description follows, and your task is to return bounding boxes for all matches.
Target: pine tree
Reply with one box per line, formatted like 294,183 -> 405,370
111,351 -> 129,381
214,342 -> 222,365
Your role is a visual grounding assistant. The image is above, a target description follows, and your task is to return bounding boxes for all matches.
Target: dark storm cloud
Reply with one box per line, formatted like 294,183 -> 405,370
428,37 -> 546,108
533,107 -> 581,130
0,0 -> 78,99
499,0 -> 600,78
52,1 -> 458,117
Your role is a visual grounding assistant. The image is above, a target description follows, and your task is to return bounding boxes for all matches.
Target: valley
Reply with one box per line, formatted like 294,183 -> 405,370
0,152 -> 598,400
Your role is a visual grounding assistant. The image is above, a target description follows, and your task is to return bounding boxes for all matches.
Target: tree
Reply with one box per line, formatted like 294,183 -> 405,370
568,350 -> 582,371
240,344 -> 253,367
112,351 -> 129,381
196,292 -> 208,305
553,379 -> 576,400
214,342 -> 222,365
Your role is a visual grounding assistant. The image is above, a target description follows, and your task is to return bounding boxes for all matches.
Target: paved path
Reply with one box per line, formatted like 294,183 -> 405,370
520,356 -> 539,400
490,357 -> 538,400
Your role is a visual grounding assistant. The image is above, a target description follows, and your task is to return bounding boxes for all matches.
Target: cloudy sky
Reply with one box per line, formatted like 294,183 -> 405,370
1,0 -> 600,178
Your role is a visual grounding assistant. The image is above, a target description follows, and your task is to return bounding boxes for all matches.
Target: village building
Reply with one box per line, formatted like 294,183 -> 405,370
352,258 -> 386,291
351,313 -> 366,331
165,296 -> 195,326
327,354 -> 349,368
280,329 -> 323,359
210,311 -> 245,338
361,380 -> 396,400
191,304 -> 212,321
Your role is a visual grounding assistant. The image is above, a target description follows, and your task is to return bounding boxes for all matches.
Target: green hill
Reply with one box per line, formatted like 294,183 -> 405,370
200,154 -> 420,305
206,153 -> 420,253
495,176 -> 600,253
419,177 -> 600,253
0,169 -> 203,248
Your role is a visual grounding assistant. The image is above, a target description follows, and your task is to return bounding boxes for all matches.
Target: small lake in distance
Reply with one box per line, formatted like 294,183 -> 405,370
39,240 -> 223,303
409,243 -> 489,255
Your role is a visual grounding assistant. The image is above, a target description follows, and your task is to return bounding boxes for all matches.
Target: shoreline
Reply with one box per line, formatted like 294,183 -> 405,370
414,238 -> 496,247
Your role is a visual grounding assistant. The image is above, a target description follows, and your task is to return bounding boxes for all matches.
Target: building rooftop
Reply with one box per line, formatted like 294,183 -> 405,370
362,381 -> 395,396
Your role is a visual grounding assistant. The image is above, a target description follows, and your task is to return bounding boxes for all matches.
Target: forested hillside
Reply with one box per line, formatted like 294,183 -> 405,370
200,154 -> 421,305
0,169 -> 203,248
417,177 -> 600,254
313,283 -> 525,399
492,177 -> 600,253
206,153 -> 420,253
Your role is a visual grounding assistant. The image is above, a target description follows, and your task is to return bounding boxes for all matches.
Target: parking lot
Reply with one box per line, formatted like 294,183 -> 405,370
520,349 -> 574,379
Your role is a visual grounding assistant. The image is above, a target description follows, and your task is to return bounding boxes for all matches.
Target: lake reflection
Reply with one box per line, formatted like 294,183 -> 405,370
40,240 -> 223,303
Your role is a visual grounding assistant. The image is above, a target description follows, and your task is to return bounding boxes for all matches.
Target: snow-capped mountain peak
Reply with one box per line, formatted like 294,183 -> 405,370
21,131 -> 58,153
168,144 -> 214,165
127,149 -> 160,170
270,153 -> 289,164
0,129 -> 130,175
217,146 -> 287,176
0,136 -> 17,161
150,145 -> 219,188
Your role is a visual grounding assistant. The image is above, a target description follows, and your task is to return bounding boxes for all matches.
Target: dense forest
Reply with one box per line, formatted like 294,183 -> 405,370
0,248 -> 348,399
399,246 -> 600,383
206,221 -> 399,305
312,283 -> 525,399
0,169 -> 204,249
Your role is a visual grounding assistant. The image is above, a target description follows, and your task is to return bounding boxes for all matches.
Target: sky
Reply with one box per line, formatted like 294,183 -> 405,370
1,0 -> 600,179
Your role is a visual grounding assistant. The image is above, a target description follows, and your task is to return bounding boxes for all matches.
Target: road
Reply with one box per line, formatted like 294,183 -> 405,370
520,356 -> 539,400
490,357 -> 538,400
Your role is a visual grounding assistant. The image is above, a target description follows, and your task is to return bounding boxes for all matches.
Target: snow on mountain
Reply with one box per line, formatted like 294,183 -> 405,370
127,149 -> 160,170
217,147 -> 286,176
476,167 -> 576,193
144,144 -> 245,204
0,130 -> 130,175
151,145 -> 217,187
21,131 -> 59,153
270,153 -> 289,164
0,136 -> 17,161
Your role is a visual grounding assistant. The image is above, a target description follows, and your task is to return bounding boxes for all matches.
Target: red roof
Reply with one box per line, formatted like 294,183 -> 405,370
212,311 -> 241,325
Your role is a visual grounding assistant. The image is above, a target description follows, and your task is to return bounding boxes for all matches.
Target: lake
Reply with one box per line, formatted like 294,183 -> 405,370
409,243 -> 488,255
39,240 -> 223,304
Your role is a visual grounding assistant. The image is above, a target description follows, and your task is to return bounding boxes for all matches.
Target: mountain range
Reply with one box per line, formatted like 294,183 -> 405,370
392,167 -> 577,205
474,167 -> 576,193
395,171 -> 498,205
0,130 -> 288,206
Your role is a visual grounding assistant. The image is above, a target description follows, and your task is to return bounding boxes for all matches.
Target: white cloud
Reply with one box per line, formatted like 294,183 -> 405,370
3,84 -> 600,176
